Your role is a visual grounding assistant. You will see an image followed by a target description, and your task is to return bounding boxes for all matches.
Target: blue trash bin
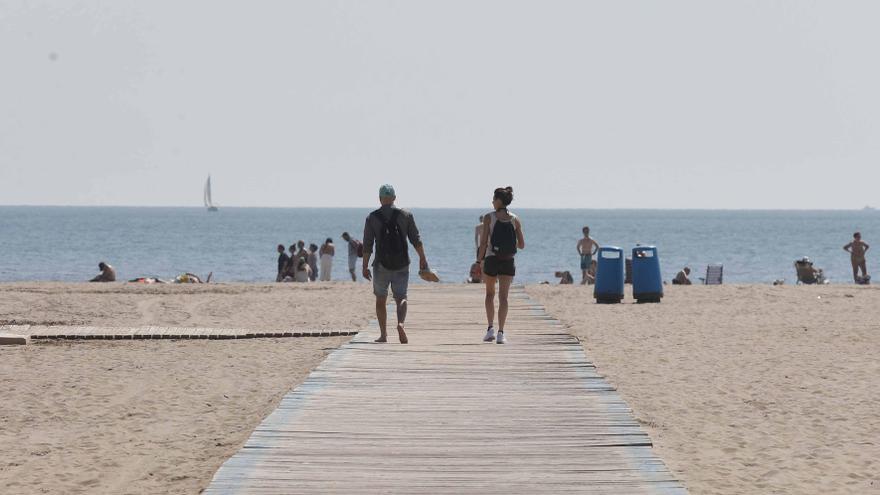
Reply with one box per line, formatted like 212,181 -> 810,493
594,246 -> 624,303
632,246 -> 663,303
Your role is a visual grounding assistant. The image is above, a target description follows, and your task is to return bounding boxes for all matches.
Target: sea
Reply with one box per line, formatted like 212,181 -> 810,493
0,206 -> 877,285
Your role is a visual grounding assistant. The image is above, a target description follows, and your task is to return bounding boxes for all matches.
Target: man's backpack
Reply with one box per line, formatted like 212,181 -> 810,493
354,240 -> 364,258
491,214 -> 518,259
373,209 -> 409,270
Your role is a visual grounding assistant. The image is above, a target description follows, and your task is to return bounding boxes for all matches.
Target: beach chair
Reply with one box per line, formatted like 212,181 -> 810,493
703,264 -> 723,285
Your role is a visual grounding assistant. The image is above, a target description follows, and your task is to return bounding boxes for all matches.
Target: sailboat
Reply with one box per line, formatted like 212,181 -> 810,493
204,175 -> 219,212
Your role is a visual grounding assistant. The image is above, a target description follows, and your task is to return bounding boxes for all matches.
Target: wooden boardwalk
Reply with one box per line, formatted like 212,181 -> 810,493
0,325 -> 357,340
205,285 -> 686,494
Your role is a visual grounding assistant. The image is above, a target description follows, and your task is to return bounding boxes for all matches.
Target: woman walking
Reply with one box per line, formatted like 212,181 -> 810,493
477,187 -> 525,344
319,238 -> 335,281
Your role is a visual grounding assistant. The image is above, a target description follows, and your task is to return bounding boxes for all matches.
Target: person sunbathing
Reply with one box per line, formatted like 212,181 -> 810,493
795,257 -> 825,285
468,261 -> 483,284
90,262 -> 116,282
555,271 -> 574,284
672,267 -> 692,285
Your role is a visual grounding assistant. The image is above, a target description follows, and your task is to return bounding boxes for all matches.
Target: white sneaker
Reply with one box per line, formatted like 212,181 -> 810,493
483,327 -> 495,342
496,331 -> 506,344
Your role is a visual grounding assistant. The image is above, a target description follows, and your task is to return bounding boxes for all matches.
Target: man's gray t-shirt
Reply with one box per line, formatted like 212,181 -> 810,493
362,205 -> 422,268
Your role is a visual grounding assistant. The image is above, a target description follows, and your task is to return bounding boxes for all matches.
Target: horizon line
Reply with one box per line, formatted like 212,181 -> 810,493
0,203 -> 876,212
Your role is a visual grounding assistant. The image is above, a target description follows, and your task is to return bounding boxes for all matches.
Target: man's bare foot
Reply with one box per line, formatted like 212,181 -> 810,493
397,324 -> 408,344
374,335 -> 387,343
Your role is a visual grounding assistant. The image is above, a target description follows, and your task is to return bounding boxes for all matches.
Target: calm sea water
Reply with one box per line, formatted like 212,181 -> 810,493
0,207 -> 877,284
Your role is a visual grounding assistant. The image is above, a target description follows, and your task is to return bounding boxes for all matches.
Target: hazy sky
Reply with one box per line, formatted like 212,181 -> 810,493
1,1 -> 878,209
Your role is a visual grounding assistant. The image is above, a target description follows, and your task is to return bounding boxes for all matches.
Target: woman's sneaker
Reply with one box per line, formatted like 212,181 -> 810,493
483,326 -> 495,342
496,331 -> 507,344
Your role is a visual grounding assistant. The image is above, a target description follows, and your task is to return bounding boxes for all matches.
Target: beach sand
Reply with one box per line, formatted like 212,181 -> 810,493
4,282 -> 879,494
0,282 -> 373,495
527,284 -> 880,494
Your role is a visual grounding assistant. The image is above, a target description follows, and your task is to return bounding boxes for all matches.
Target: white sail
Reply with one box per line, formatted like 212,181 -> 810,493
204,176 -> 218,211
204,176 -> 213,207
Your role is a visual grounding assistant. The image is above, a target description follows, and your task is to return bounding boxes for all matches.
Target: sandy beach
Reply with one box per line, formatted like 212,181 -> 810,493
527,284 -> 880,494
0,282 -> 373,495
3,282 -> 880,494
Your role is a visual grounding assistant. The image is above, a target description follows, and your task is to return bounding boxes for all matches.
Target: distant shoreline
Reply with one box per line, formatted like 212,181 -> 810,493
1,204 -> 877,212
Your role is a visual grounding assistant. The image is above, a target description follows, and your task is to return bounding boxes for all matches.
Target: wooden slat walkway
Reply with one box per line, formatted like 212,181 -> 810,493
205,285 -> 686,494
0,325 -> 357,340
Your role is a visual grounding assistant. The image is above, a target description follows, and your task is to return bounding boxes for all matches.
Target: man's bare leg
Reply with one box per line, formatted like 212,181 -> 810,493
349,269 -> 357,282
581,269 -> 588,285
375,295 -> 388,342
394,296 -> 408,344
853,261 -> 860,282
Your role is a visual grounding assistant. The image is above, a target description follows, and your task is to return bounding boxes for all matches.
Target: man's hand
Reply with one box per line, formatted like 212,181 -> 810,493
363,267 -> 372,281
419,257 -> 428,271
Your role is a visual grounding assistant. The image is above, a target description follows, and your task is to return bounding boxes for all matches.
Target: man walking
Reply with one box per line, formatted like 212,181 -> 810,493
362,184 -> 429,344
341,232 -> 360,281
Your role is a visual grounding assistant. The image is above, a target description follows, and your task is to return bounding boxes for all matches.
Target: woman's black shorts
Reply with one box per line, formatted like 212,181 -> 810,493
483,256 -> 516,277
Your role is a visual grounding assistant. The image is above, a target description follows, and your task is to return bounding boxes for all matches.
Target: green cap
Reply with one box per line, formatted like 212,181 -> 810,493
379,184 -> 396,198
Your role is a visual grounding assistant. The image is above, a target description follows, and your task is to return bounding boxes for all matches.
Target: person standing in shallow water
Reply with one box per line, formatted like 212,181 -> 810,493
576,226 -> 600,285
478,187 -> 525,344
276,244 -> 290,282
307,244 -> 319,282
843,232 -> 870,283
362,184 -> 429,344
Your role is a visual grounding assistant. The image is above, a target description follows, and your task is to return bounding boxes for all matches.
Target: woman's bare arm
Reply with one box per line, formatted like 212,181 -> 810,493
478,216 -> 491,260
515,217 -> 525,250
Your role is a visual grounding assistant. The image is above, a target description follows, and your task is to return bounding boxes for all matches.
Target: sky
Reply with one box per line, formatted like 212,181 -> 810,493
1,1 -> 878,209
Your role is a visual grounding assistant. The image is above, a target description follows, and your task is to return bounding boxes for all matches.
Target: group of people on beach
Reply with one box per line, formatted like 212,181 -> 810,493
275,239 -> 332,282
274,233 -> 370,283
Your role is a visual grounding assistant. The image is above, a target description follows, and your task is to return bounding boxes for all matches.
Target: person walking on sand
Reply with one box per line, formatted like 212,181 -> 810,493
362,184 -> 429,344
90,262 -> 116,282
276,244 -> 290,282
844,232 -> 870,283
577,226 -> 599,285
478,187 -> 525,344
319,238 -> 335,281
341,232 -> 361,281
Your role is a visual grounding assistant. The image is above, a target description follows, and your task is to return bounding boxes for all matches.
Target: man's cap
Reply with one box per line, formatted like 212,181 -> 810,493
379,184 -> 395,198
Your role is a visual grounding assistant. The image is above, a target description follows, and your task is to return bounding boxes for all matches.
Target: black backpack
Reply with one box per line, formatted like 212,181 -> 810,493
491,214 -> 518,258
373,209 -> 409,270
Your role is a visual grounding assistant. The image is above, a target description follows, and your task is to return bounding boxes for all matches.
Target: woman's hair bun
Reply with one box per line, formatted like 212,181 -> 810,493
493,186 -> 514,206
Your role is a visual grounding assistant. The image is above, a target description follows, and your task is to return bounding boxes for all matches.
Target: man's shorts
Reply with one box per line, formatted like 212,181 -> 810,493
373,265 -> 409,299
483,256 -> 516,277
580,254 -> 592,271
348,254 -> 358,271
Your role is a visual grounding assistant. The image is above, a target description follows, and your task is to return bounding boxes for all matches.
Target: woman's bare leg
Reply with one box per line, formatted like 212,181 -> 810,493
498,275 -> 513,331
484,275 -> 496,327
